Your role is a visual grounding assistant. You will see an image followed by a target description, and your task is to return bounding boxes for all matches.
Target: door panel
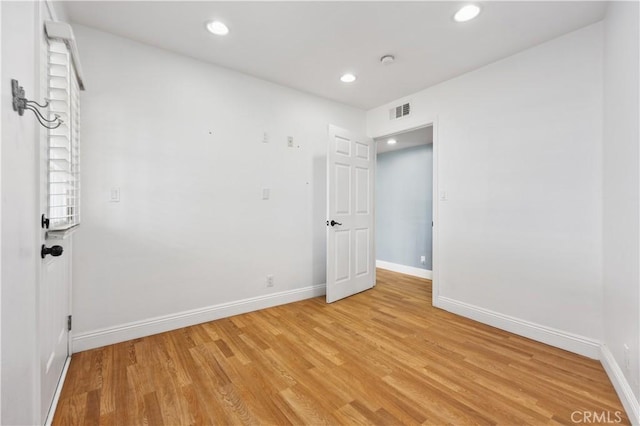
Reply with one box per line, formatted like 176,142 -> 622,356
335,164 -> 351,214
327,125 -> 375,303
335,230 -> 351,282
355,167 -> 369,214
39,14 -> 71,422
355,141 -> 370,160
355,228 -> 370,277
39,244 -> 70,421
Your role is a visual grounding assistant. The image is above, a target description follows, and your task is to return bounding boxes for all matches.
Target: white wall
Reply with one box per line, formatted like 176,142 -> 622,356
602,0 -> 640,418
1,2 -> 39,424
71,25 -> 365,348
368,23 -> 604,355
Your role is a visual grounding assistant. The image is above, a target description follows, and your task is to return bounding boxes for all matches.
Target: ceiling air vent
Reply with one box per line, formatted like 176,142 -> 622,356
389,102 -> 411,120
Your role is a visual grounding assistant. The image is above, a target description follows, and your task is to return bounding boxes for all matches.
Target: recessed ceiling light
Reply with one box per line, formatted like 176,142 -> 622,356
454,5 -> 481,22
206,20 -> 229,36
387,139 -> 397,145
340,73 -> 357,83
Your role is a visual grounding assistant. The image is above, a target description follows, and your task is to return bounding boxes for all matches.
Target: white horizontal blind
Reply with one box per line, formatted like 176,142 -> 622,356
48,40 -> 80,230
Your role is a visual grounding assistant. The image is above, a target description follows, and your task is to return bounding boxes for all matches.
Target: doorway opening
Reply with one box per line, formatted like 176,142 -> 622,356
374,125 -> 435,287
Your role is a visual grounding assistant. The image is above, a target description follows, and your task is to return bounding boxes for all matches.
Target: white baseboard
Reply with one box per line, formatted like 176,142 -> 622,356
72,284 -> 326,352
435,295 -> 601,359
600,345 -> 640,425
376,260 -> 432,279
44,356 -> 71,426
435,295 -> 638,422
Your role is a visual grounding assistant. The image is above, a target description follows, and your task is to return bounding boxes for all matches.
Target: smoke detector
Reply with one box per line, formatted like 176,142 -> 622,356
380,54 -> 395,65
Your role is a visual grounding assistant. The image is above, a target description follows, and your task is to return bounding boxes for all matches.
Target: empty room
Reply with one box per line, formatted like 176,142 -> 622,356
1,1 -> 639,425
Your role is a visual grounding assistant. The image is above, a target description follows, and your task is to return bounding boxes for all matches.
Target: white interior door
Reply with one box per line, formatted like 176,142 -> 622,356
39,239 -> 70,423
326,125 -> 375,303
38,19 -> 71,423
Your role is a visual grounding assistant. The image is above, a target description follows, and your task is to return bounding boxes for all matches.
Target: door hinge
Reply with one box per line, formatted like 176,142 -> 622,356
67,315 -> 72,331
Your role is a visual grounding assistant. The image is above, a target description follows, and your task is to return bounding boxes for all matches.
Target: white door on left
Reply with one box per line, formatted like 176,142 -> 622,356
39,25 -> 74,423
39,240 -> 70,423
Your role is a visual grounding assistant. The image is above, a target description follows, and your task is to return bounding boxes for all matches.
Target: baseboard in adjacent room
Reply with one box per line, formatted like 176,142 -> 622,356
600,345 -> 640,425
376,260 -> 432,279
72,284 -> 326,353
434,295 -> 601,359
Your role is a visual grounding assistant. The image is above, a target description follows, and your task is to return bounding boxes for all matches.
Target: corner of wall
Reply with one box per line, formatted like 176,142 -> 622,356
434,295 -> 602,359
601,344 -> 640,425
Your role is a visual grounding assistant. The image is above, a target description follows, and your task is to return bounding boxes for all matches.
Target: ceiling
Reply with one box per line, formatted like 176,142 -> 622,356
63,1 -> 607,110
375,125 -> 433,154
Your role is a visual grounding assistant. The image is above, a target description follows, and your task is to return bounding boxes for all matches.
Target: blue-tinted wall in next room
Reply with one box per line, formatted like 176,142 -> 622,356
376,144 -> 433,270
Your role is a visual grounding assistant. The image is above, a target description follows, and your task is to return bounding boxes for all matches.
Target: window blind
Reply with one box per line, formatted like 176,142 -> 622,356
47,40 -> 80,231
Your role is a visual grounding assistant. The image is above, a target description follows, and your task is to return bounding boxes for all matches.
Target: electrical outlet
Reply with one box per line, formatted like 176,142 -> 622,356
263,132 -> 269,143
266,275 -> 274,287
287,136 -> 294,148
624,344 -> 631,371
420,255 -> 426,265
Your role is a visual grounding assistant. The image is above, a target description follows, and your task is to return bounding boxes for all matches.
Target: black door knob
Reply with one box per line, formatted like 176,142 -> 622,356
328,220 -> 342,227
41,244 -> 63,259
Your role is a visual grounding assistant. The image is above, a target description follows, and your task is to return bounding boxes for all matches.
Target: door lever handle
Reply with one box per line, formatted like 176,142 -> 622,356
327,220 -> 342,227
41,244 -> 63,259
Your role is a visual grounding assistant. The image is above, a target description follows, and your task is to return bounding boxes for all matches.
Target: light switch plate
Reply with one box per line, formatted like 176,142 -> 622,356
110,187 -> 120,202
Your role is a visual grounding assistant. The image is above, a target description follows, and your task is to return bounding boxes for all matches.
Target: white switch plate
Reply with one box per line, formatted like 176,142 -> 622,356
262,188 -> 270,200
110,187 -> 120,202
439,190 -> 448,201
287,136 -> 294,148
420,255 -> 426,265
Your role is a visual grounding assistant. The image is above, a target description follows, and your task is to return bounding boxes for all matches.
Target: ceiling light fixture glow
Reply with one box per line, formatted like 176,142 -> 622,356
454,5 -> 481,22
340,73 -> 357,83
206,20 -> 229,36
387,139 -> 397,145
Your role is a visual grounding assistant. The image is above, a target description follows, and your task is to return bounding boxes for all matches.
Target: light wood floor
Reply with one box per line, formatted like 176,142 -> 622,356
54,269 -> 629,425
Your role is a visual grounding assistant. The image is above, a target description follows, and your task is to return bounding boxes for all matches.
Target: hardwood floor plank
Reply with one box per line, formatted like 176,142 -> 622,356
83,389 -> 101,426
279,385 -> 340,425
143,392 -> 164,426
53,269 -> 630,425
55,393 -> 88,425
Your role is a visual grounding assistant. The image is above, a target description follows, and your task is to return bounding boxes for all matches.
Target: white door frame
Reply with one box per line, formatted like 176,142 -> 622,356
370,118 -> 440,305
